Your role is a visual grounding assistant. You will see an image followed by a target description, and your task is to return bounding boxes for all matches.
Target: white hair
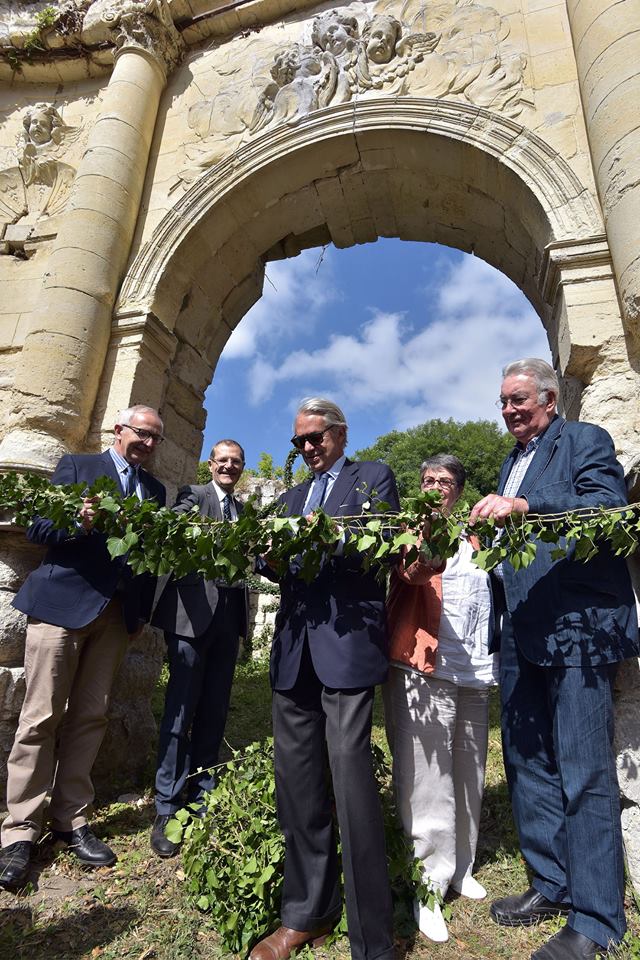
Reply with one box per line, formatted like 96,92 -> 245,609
502,358 -> 559,404
117,405 -> 163,428
295,397 -> 348,441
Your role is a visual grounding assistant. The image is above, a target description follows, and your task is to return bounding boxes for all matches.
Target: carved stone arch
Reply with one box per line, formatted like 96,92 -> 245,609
119,98 -> 602,315
99,98 -> 635,484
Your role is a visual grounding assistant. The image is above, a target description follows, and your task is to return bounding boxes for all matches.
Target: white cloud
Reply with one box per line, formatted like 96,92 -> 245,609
245,254 -> 551,426
224,248 -> 339,360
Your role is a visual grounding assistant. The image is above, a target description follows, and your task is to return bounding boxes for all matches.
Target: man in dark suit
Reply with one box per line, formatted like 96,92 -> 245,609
250,398 -> 399,960
470,359 -> 639,960
0,405 -> 166,891
149,439 -> 248,857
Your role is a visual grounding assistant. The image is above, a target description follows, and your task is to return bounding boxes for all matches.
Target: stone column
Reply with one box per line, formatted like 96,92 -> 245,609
0,0 -> 184,472
565,0 -> 640,339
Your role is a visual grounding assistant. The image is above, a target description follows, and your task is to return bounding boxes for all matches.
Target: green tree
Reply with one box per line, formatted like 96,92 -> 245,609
355,419 -> 513,505
196,461 -> 210,484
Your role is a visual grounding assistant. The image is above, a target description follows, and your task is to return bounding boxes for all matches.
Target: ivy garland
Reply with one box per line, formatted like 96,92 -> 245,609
0,471 -> 639,582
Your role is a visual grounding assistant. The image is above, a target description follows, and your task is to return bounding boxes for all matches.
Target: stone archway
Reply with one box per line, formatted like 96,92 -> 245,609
98,99 -> 637,492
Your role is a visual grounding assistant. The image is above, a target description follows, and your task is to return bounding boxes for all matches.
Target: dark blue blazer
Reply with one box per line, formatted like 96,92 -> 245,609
265,459 -> 400,690
497,416 -> 639,666
12,451 -> 166,633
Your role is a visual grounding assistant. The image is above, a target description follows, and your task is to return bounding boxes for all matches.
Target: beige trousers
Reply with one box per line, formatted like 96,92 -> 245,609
384,667 -> 490,894
1,599 -> 129,845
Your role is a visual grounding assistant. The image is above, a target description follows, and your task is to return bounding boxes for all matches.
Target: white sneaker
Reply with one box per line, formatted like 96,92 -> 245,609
413,898 -> 449,942
451,874 -> 487,900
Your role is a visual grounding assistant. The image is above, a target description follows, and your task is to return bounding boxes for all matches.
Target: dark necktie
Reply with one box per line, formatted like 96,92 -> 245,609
124,464 -> 138,498
222,494 -> 233,521
305,473 -> 328,512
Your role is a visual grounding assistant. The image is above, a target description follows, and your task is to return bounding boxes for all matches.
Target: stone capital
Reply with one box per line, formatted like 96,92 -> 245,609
109,0 -> 185,78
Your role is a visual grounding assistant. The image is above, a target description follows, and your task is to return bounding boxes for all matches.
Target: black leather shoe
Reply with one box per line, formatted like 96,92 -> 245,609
0,841 -> 32,891
531,926 -> 607,959
150,814 -> 180,858
52,825 -> 116,867
491,886 -> 572,927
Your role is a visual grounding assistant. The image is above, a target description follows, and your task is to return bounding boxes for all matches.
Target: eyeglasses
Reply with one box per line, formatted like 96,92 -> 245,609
496,395 -> 531,410
290,426 -> 334,450
421,475 -> 456,490
122,424 -> 164,444
211,458 -> 244,468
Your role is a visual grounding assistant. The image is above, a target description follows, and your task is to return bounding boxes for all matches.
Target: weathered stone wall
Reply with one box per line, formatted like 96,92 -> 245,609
0,0 -> 639,887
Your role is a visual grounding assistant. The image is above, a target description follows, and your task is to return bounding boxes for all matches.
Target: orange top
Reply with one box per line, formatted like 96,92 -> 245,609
386,536 -> 480,675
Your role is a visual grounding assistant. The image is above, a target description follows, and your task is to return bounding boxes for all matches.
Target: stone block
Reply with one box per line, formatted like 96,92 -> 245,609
0,592 -> 26,667
0,665 -> 25,722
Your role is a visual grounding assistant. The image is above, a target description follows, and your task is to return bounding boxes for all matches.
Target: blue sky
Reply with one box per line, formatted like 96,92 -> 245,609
202,240 -> 552,470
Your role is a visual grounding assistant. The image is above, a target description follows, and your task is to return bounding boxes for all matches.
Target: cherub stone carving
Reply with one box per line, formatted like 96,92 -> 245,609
250,44 -> 332,133
310,11 -> 367,104
0,104 -> 80,234
174,2 -> 528,190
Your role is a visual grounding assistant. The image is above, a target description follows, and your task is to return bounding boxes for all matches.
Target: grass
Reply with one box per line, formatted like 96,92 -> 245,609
1,657 -> 639,959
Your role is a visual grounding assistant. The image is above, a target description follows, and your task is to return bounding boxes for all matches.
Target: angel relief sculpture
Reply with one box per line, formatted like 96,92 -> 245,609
0,104 -> 80,242
175,2 -> 528,189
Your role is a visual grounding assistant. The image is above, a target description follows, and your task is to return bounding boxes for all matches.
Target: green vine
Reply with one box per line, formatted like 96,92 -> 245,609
166,738 -> 444,953
0,471 -> 639,582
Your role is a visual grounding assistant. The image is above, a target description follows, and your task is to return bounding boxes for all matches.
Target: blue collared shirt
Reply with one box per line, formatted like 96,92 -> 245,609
109,447 -> 142,500
302,454 -> 346,512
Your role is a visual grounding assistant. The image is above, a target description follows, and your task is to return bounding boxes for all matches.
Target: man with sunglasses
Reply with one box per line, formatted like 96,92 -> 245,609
149,440 -> 249,857
0,405 -> 165,891
251,398 -> 399,960
470,359 -> 638,960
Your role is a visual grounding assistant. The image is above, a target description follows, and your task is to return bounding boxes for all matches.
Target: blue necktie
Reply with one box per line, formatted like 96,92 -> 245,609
222,495 -> 233,521
123,465 -> 137,498
306,473 -> 328,512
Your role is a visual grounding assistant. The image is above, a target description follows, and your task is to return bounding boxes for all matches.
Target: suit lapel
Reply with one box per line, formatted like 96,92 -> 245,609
101,450 -> 123,491
323,459 -> 358,515
517,416 -> 564,497
286,481 -> 311,516
206,483 -> 223,520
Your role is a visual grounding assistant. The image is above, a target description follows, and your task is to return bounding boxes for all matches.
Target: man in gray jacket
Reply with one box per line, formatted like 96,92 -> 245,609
150,439 -> 248,856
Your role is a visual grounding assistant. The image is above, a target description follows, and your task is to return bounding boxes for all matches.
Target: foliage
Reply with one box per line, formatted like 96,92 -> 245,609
1,472 -> 639,588
195,461 -> 211,485
167,739 -> 445,954
355,418 -> 513,502
167,740 -> 285,954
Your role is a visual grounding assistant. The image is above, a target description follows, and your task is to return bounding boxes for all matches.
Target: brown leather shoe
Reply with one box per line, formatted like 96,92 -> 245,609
249,925 -> 333,960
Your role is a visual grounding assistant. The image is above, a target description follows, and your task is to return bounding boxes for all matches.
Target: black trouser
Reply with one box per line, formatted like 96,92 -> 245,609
272,641 -> 394,960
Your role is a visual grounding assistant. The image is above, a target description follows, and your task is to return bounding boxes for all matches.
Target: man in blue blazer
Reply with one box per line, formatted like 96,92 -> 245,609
250,398 -> 399,960
0,405 -> 166,891
471,359 -> 639,960
150,439 -> 249,857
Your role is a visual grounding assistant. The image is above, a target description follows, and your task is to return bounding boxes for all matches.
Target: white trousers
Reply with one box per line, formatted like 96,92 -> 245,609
384,667 -> 490,894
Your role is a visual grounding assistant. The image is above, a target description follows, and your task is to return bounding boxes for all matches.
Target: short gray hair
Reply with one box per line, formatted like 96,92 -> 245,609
117,405 -> 163,429
420,454 -> 466,490
295,397 -> 348,441
502,358 -> 559,405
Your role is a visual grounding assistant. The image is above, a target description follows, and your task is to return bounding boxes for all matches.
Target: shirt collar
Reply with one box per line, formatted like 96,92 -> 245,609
211,479 -> 234,502
109,446 -> 137,476
316,454 -> 346,480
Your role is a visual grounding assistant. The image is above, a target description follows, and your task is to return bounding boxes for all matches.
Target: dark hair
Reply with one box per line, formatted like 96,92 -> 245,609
420,454 -> 466,489
210,439 -> 245,462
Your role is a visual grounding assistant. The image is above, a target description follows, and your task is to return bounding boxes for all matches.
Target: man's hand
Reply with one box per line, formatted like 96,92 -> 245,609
469,493 -> 529,526
79,496 -> 100,531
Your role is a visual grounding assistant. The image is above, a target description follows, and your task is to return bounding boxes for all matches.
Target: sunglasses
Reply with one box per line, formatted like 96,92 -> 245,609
290,426 -> 334,450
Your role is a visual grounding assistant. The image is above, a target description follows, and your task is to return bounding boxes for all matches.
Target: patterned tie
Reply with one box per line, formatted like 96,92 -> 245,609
124,464 -> 138,498
305,473 -> 328,512
222,494 -> 233,521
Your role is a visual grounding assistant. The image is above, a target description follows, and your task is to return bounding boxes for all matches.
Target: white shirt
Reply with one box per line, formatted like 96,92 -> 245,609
433,537 -> 498,688
211,480 -> 238,520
